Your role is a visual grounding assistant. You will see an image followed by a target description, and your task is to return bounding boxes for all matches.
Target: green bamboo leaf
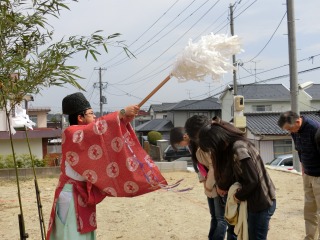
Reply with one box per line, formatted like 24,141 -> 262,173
0,0 -> 131,108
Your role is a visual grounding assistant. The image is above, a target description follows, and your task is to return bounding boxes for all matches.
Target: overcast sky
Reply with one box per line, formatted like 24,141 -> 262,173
31,0 -> 320,114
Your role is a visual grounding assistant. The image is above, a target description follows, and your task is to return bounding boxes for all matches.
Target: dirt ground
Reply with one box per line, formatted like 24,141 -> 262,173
0,168 -> 304,240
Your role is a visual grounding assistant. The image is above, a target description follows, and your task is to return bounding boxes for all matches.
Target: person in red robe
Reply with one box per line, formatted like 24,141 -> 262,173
46,92 -> 167,239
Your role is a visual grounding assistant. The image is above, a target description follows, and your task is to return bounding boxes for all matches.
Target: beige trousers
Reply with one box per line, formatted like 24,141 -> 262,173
303,174 -> 320,240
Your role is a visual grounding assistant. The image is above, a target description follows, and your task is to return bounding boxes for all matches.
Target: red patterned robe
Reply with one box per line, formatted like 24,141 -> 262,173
46,112 -> 168,238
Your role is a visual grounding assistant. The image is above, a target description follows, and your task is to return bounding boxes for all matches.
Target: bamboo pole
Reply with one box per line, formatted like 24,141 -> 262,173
25,129 -> 46,240
1,90 -> 29,239
138,74 -> 172,107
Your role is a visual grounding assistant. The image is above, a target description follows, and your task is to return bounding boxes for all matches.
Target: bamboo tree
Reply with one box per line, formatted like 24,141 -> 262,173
0,1 -> 133,239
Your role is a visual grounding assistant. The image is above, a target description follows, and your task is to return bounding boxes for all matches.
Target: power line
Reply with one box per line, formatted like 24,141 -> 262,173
100,1 -> 318,105
109,0 -> 222,86
99,0 -> 181,67
238,53 -> 320,81
108,0 -> 256,91
167,65 -> 320,111
244,11 -> 287,63
93,67 -> 108,115
106,0 -> 212,70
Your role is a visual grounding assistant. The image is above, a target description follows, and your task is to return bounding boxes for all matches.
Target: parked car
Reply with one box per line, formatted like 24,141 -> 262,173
163,145 -> 191,161
266,154 -> 293,170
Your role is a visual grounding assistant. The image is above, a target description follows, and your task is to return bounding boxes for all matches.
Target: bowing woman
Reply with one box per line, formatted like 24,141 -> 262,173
198,123 -> 276,240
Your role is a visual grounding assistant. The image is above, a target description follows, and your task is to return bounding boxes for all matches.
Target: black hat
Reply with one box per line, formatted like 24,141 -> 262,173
62,92 -> 91,115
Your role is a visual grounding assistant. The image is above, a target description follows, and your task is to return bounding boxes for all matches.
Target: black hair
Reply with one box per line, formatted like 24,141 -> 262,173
277,111 -> 300,128
169,127 -> 200,171
189,140 -> 200,172
198,122 -> 246,184
169,127 -> 185,150
185,115 -> 210,141
67,111 -> 86,126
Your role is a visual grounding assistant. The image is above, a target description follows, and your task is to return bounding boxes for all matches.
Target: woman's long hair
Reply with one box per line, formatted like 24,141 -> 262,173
198,122 -> 247,185
189,139 -> 202,172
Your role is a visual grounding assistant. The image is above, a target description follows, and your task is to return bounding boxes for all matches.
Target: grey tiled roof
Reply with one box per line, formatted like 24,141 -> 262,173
0,128 -> 62,139
229,84 -> 290,100
245,111 -> 320,135
135,119 -> 173,132
167,97 -> 220,111
304,84 -> 320,100
149,103 -> 176,112
245,112 -> 286,135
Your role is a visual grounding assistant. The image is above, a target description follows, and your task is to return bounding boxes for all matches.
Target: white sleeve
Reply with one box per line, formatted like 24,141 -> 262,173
65,161 -> 86,181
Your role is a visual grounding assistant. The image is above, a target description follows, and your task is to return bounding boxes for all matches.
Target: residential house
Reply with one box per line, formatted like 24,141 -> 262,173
304,84 -> 320,110
149,103 -> 176,120
136,97 -> 221,140
27,107 -> 51,128
132,109 -> 152,129
217,83 -> 320,163
245,111 -> 320,163
165,97 -> 221,127
0,106 -> 62,162
139,83 -> 320,163
135,119 -> 174,142
219,83 -> 313,122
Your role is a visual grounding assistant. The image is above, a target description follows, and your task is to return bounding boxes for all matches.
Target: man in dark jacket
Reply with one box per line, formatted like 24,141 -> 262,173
315,128 -> 320,150
278,111 -> 320,240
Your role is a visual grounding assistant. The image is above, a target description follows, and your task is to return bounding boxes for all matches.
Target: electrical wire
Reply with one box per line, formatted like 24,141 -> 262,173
94,0 -> 318,107
108,1 -> 252,91
107,0 -> 212,70
239,53 -> 320,80
156,60 -> 320,111
233,0 -> 257,20
99,0 -> 181,67
244,11 -> 287,63
103,53 -> 320,108
109,0 -> 222,87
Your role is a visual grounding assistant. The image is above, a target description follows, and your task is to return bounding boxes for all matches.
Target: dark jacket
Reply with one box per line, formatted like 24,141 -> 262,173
232,141 -> 276,212
292,116 -> 320,176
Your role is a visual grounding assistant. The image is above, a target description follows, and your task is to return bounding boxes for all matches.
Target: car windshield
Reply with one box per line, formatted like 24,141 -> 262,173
269,157 -> 284,166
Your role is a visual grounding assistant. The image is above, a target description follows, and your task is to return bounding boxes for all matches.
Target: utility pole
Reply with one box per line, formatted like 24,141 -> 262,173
250,60 -> 262,83
287,0 -> 299,114
94,67 -> 108,116
230,3 -> 237,95
186,89 -> 191,99
286,0 -> 300,172
229,3 -> 246,129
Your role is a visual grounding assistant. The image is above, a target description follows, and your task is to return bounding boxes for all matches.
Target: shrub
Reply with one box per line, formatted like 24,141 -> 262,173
0,154 -> 15,168
147,131 -> 162,145
0,154 -> 45,169
0,155 -> 9,168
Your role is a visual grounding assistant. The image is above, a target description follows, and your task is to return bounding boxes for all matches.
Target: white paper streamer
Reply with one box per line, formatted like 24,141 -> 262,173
11,104 -> 36,134
171,33 -> 243,82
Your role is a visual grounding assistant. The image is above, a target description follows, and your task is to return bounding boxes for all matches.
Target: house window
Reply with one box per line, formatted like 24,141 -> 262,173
252,105 -> 272,112
273,139 -> 292,157
188,112 -> 209,117
163,115 -> 167,119
29,115 -> 38,127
